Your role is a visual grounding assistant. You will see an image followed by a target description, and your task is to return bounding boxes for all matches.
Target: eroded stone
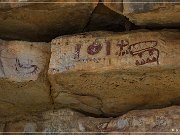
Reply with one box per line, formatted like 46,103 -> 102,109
0,40 -> 51,117
49,30 -> 180,116
0,0 -> 98,41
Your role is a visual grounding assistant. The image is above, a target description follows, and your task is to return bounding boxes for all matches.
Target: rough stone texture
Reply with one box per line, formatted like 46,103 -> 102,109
49,30 -> 180,116
0,1 -> 179,133
0,40 -> 51,117
103,0 -> 180,27
1,106 -> 179,133
0,0 -> 98,41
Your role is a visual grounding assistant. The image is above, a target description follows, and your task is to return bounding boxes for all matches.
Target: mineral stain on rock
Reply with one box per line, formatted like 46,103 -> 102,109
0,0 -> 179,133
49,30 -> 180,116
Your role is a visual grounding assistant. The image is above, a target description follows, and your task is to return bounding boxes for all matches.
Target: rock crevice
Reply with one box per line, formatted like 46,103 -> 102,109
0,1 -> 179,132
0,30 -> 179,118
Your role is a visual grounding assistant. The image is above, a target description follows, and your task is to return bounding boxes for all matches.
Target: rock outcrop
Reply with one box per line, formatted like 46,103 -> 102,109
0,1 -> 179,133
0,0 -> 98,41
0,30 -> 179,118
0,0 -> 180,42
49,30 -> 180,116
0,40 -> 51,117
103,0 -> 180,27
1,106 -> 179,133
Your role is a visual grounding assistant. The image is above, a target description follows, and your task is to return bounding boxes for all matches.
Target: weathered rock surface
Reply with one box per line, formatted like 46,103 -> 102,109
103,0 -> 180,27
0,40 -> 51,117
49,30 -> 180,116
0,1 -> 180,42
0,0 -> 98,41
1,106 -> 179,133
0,1 -> 179,133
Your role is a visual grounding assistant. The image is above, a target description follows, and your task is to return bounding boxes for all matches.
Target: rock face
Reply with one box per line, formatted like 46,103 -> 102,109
0,0 -> 98,41
0,30 -> 179,118
0,40 -> 51,117
0,1 -> 179,133
103,0 -> 180,27
1,106 -> 179,133
0,0 -> 180,42
49,30 -> 180,116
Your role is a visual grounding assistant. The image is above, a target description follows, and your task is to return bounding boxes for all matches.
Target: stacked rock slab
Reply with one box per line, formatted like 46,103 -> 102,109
49,30 -> 180,116
103,0 -> 180,26
1,106 -> 179,133
0,40 -> 51,117
0,0 -> 98,41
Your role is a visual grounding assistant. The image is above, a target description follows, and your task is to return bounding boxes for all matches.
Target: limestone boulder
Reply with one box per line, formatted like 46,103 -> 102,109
1,106 -> 180,133
49,30 -> 180,116
0,40 -> 51,117
103,0 -> 180,27
0,0 -> 98,41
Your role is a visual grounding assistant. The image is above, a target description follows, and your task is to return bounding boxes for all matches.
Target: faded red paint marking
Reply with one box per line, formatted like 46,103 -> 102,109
73,39 -> 159,66
129,41 -> 157,55
106,40 -> 111,55
15,58 -> 39,75
116,40 -> 129,56
74,44 -> 81,59
133,48 -> 159,65
87,42 -> 102,55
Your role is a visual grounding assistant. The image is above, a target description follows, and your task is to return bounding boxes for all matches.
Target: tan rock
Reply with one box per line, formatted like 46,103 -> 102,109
0,40 -> 51,117
2,106 -> 180,133
49,30 -> 180,116
103,0 -> 180,26
0,0 -> 98,41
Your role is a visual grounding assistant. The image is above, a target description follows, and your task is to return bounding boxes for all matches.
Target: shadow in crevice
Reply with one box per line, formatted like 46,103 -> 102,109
0,2 -> 179,42
83,3 -> 138,33
0,3 -> 138,43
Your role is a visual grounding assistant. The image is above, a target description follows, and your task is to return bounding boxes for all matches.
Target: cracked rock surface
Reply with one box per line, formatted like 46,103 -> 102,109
49,30 -> 180,116
0,30 -> 179,119
0,1 -> 179,132
0,0 -> 98,41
